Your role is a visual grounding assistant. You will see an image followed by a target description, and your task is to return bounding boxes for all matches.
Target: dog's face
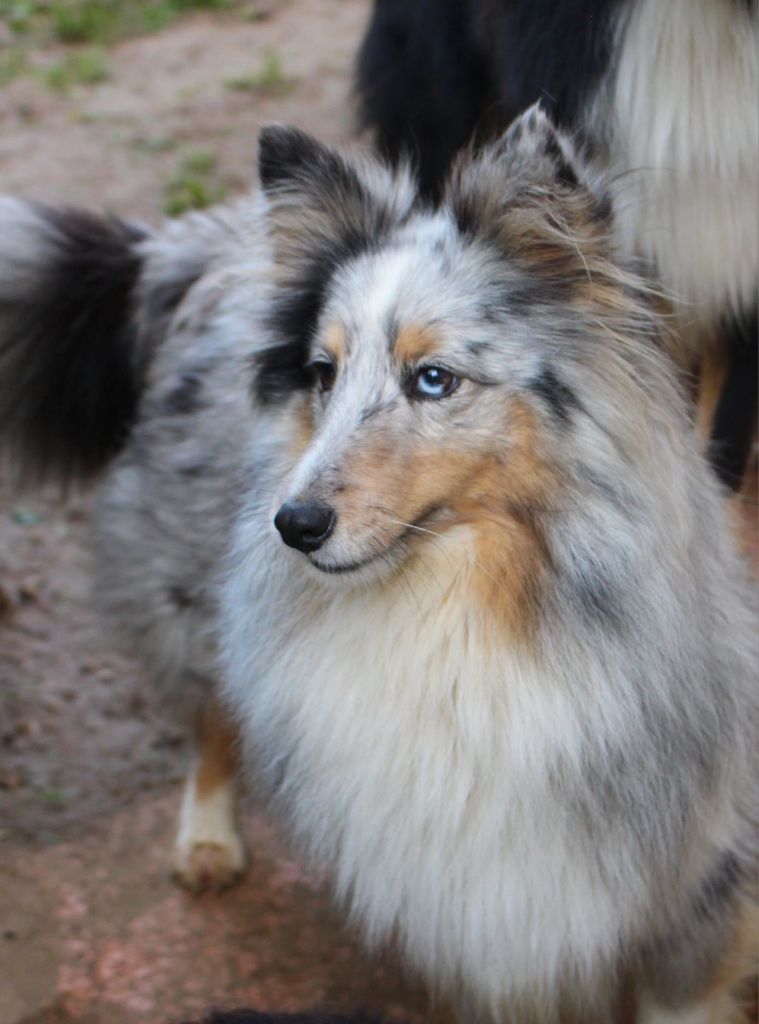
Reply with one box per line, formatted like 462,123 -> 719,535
270,223 -> 559,582
255,109 -> 638,604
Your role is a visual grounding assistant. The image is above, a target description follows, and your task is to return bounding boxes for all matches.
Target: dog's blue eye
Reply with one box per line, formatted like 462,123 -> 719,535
307,359 -> 336,393
413,365 -> 460,400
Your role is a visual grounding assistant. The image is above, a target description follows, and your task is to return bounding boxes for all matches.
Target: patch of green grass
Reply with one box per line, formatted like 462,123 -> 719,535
42,45 -> 109,92
10,505 -> 43,526
182,148 -> 216,175
129,132 -> 177,154
68,44 -> 109,80
0,47 -> 26,86
175,0 -> 233,10
224,51 -> 294,96
39,786 -> 67,807
163,148 -> 226,216
0,0 -> 45,34
164,177 -> 218,215
255,51 -> 285,91
51,1 -> 123,44
224,72 -> 255,92
1,0 -> 243,46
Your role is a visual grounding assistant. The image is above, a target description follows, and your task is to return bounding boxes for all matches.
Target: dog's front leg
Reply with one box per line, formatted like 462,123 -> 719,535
171,696 -> 247,892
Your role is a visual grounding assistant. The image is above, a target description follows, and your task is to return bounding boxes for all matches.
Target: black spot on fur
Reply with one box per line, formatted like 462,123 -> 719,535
141,271 -> 203,335
508,119 -> 524,146
642,848 -> 747,1006
256,128 -> 406,405
575,574 -> 621,631
255,235 -> 371,406
384,313 -> 400,349
255,232 -> 386,405
253,339 -> 312,406
164,371 -> 204,416
529,365 -> 580,424
452,193 -> 482,240
591,189 -> 613,224
709,304 -> 758,491
577,464 -> 631,513
168,584 -> 195,610
542,134 -> 580,188
564,545 -> 625,633
692,852 -> 743,922
467,339 -> 493,355
0,204 -> 146,486
177,461 -> 208,478
478,302 -> 503,324
506,276 -> 573,314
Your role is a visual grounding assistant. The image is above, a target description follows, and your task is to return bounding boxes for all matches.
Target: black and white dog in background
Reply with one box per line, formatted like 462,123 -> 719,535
356,0 -> 759,490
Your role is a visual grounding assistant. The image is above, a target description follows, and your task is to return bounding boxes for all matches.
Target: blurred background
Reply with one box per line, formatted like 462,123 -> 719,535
0,3 -> 440,1022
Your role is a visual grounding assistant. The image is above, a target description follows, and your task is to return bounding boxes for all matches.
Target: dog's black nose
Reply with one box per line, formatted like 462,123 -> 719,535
274,501 -> 336,553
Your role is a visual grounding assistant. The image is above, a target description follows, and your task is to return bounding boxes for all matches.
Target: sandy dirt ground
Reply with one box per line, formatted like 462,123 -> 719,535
0,2 -> 446,1021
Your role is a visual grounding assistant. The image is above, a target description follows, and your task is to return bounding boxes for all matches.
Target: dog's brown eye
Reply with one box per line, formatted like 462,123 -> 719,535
308,359 -> 336,393
412,365 -> 460,400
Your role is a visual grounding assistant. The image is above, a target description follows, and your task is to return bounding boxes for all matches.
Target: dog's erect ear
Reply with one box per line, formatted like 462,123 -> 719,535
446,103 -> 610,242
490,103 -> 596,194
259,125 -> 362,202
257,125 -> 414,266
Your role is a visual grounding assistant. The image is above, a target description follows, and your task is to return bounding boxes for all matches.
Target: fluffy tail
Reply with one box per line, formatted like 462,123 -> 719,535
0,198 -> 150,487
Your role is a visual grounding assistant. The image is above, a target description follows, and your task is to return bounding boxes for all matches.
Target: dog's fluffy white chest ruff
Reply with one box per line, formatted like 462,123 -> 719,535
221,521 -> 633,1009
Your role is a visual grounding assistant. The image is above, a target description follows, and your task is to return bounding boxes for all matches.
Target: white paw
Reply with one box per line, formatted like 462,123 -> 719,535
171,833 -> 247,893
171,776 -> 247,893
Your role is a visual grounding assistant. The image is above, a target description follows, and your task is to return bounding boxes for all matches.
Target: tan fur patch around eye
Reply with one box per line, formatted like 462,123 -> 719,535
322,322 -> 347,361
393,324 -> 443,365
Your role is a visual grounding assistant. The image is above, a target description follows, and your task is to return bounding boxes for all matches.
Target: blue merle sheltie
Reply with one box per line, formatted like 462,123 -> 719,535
0,110 -> 756,1022
356,0 -> 759,493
